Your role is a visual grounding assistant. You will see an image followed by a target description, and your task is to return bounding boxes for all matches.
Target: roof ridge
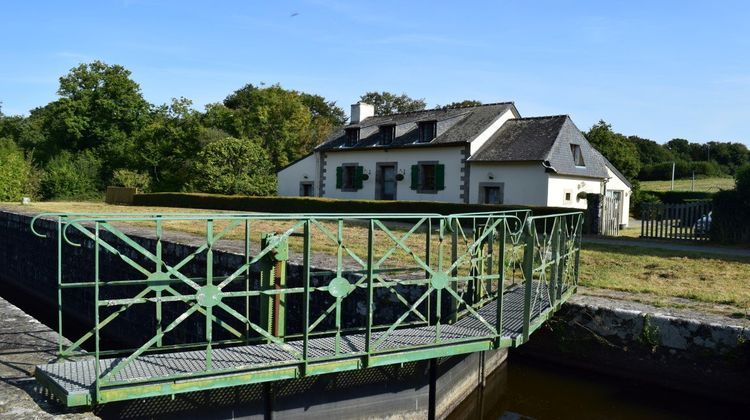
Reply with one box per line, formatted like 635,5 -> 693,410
514,114 -> 568,121
367,101 -> 515,118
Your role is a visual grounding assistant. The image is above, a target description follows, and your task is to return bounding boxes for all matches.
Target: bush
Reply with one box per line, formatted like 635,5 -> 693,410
40,151 -> 103,200
735,164 -> 750,195
639,190 -> 714,204
711,189 -> 750,243
111,169 -> 151,192
132,192 -> 572,216
630,189 -> 661,218
0,138 -> 38,201
189,137 -> 276,196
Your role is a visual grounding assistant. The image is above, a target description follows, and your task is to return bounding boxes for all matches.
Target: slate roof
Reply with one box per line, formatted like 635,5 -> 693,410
315,102 -> 519,151
469,115 -> 609,179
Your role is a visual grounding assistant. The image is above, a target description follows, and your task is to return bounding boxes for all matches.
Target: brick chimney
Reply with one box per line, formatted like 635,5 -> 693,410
350,102 -> 375,124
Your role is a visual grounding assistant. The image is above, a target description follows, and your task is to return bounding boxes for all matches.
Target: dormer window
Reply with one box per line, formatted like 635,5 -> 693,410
345,128 -> 360,147
379,125 -> 396,145
417,121 -> 437,143
570,144 -> 585,167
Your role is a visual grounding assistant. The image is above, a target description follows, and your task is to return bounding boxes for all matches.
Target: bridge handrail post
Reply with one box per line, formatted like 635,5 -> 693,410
302,220 -> 311,367
155,216 -> 163,348
550,216 -> 560,309
495,218 -> 506,345
94,221 -> 101,402
365,219 -> 374,360
521,219 -> 535,343
57,216 -> 64,357
449,217 -> 458,324
574,213 -> 582,287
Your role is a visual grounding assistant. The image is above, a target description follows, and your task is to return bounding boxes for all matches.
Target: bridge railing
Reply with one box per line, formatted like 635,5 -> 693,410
30,209 -> 580,398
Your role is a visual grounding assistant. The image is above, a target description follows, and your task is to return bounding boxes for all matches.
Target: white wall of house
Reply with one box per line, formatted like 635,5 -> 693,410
277,153 -> 318,196
468,109 -> 516,155
322,147 -> 465,202
469,162 -> 549,206
546,175 -> 602,209
604,167 -> 631,226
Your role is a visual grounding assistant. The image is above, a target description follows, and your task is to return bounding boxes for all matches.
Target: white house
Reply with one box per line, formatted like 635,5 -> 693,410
277,102 -> 631,227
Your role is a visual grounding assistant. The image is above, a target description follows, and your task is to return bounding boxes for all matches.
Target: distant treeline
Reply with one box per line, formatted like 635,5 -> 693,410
584,121 -> 748,182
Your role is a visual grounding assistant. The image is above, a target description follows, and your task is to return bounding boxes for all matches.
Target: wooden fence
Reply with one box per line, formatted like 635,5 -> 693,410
640,201 -> 712,241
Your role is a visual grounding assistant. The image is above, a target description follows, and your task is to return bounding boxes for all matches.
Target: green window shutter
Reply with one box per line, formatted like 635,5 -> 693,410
436,164 -> 445,190
336,166 -> 343,189
354,165 -> 364,189
410,165 -> 419,190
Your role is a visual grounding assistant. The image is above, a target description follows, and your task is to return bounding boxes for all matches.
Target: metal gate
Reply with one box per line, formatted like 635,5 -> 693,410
601,191 -> 621,236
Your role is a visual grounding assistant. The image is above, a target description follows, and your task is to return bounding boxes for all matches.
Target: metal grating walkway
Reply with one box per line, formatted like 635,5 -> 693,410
36,282 -> 562,402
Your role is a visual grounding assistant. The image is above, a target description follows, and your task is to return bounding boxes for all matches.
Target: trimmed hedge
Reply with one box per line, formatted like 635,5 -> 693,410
641,190 -> 715,204
711,190 -> 750,243
132,193 -> 573,216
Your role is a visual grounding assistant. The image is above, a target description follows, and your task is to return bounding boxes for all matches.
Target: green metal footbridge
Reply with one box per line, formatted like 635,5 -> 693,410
30,210 -> 582,407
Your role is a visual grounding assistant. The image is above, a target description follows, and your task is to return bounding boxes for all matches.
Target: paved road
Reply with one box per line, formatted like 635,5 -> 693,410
583,236 -> 750,257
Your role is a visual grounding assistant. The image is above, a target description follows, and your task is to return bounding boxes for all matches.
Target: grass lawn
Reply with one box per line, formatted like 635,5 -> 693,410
580,243 -> 750,315
8,201 -> 750,315
639,177 -> 735,192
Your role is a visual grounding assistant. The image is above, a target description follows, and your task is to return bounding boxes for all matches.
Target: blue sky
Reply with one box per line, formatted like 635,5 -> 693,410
1,0 -> 749,145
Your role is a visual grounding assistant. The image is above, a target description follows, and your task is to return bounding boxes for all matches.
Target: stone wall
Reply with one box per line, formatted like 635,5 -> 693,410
521,294 -> 750,402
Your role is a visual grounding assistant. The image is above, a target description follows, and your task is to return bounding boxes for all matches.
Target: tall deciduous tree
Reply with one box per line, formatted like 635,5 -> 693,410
134,97 -> 203,191
34,61 -> 151,173
210,84 -> 314,169
585,120 -> 641,181
359,91 -> 426,115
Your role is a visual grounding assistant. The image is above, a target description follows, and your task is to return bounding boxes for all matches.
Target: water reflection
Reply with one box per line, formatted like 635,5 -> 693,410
449,354 -> 748,420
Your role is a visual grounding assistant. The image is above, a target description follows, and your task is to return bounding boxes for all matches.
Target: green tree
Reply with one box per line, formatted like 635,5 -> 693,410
441,100 -> 482,109
585,120 -> 641,181
628,135 -> 673,167
359,91 -> 426,115
133,97 -> 202,191
664,138 -> 692,162
208,84 -> 314,169
0,138 -> 37,201
299,93 -> 347,145
34,61 -> 151,172
191,137 -> 276,196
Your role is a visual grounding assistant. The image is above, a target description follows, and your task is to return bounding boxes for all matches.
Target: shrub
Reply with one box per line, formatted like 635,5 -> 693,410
711,189 -> 750,243
132,192 -> 572,216
111,169 -> 151,192
630,190 -> 661,218
0,138 -> 38,201
639,190 -> 714,204
735,164 -> 750,196
190,137 -> 276,196
40,151 -> 103,200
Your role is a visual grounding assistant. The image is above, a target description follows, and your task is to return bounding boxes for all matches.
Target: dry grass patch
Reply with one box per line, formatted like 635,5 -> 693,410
581,243 -> 750,311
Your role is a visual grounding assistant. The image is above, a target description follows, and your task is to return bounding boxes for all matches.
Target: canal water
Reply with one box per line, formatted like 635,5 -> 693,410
449,355 -> 748,420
